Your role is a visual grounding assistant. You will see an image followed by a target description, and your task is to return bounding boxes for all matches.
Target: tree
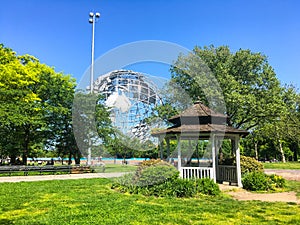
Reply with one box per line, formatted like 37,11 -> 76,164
72,92 -> 115,161
248,85 -> 300,162
0,45 -> 44,164
0,44 -> 77,164
171,45 -> 285,131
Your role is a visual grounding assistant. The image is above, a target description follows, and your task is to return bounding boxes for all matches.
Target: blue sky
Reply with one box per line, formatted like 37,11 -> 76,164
1,0 -> 300,88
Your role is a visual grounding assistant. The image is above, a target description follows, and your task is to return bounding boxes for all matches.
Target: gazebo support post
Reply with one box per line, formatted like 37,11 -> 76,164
234,135 -> 243,187
166,138 -> 170,162
159,136 -> 164,160
215,137 -> 222,183
196,141 -> 200,167
212,135 -> 217,182
177,135 -> 182,177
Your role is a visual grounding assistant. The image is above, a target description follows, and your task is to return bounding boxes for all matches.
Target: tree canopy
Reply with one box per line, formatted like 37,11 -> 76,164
168,45 -> 300,162
171,45 -> 285,130
0,44 -> 78,164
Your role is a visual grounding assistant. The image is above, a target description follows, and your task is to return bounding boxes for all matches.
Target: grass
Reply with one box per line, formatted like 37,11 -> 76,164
0,178 -> 300,224
263,162 -> 300,170
103,164 -> 137,173
287,180 -> 300,197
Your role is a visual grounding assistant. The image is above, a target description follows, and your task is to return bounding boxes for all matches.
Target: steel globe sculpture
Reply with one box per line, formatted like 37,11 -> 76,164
92,69 -> 162,141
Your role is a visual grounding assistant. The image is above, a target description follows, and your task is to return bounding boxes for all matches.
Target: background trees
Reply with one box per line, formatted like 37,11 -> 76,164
0,44 -> 79,164
169,45 -> 300,162
1,43 -> 300,164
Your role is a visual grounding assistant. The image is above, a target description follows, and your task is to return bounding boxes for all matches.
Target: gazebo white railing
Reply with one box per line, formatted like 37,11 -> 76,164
180,167 -> 214,179
216,165 -> 237,184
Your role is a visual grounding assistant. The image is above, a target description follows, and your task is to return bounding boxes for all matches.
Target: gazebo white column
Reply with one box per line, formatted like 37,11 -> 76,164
177,135 -> 182,177
234,135 -> 243,187
166,138 -> 170,162
159,135 -> 164,159
211,134 -> 217,182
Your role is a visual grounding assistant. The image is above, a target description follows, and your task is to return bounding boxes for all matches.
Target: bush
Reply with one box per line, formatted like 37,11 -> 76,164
135,163 -> 179,186
112,159 -> 220,197
240,156 -> 264,175
242,171 -> 271,191
195,178 -> 221,196
157,179 -> 196,197
269,174 -> 286,188
242,171 -> 286,191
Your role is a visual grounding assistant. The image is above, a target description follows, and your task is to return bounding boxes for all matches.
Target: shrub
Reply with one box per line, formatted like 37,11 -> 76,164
269,174 -> 286,188
138,159 -> 169,167
135,164 -> 179,186
242,171 -> 271,191
111,159 -> 220,197
240,156 -> 263,175
195,178 -> 221,196
242,172 -> 286,191
156,179 -> 196,197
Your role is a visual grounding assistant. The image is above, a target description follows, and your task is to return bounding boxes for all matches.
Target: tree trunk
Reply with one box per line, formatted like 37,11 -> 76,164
74,150 -> 81,165
68,152 -> 72,165
10,154 -> 16,165
294,150 -> 298,162
290,142 -> 298,161
275,129 -> 285,163
279,140 -> 286,163
74,157 -> 80,165
254,142 -> 258,160
22,127 -> 30,165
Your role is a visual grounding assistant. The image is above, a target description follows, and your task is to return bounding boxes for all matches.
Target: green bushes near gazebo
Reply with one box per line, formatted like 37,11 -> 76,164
242,172 -> 286,191
112,159 -> 220,197
240,156 -> 286,191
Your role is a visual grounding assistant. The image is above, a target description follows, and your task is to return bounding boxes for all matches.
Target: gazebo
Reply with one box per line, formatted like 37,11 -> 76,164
152,101 -> 248,187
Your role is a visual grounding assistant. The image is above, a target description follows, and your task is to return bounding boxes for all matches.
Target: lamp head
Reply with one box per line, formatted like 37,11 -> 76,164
89,12 -> 94,17
95,12 -> 100,18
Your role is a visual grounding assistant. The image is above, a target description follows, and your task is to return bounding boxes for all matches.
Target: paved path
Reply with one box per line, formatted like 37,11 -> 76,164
264,169 -> 300,181
1,169 -> 299,183
0,172 -> 127,183
228,190 -> 299,204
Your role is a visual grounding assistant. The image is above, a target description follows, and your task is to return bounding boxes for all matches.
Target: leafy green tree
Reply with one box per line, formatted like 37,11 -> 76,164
171,45 -> 285,130
168,45 -> 300,162
72,92 -> 115,161
259,85 -> 300,162
0,44 -> 77,164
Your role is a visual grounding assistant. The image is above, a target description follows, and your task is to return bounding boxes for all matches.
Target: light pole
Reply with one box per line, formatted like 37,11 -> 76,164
87,11 -> 100,166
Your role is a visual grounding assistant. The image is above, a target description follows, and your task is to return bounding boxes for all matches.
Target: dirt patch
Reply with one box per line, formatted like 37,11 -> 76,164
264,169 -> 300,181
220,168 -> 300,204
227,189 -> 299,204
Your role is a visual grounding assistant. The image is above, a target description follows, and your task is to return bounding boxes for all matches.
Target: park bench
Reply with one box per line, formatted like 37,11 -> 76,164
26,165 -> 72,175
0,166 -> 27,176
0,165 -> 73,176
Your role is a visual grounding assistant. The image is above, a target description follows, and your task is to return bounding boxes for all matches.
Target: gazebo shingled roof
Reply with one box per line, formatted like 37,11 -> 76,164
152,101 -> 248,137
168,101 -> 227,121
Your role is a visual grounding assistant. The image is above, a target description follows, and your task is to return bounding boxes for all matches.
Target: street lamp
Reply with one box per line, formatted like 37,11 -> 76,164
89,11 -> 100,95
87,11 -> 100,166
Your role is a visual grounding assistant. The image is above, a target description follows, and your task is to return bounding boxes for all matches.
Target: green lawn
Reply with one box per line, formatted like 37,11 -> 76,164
103,164 -> 137,173
263,162 -> 300,170
287,180 -> 300,197
0,179 -> 300,224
